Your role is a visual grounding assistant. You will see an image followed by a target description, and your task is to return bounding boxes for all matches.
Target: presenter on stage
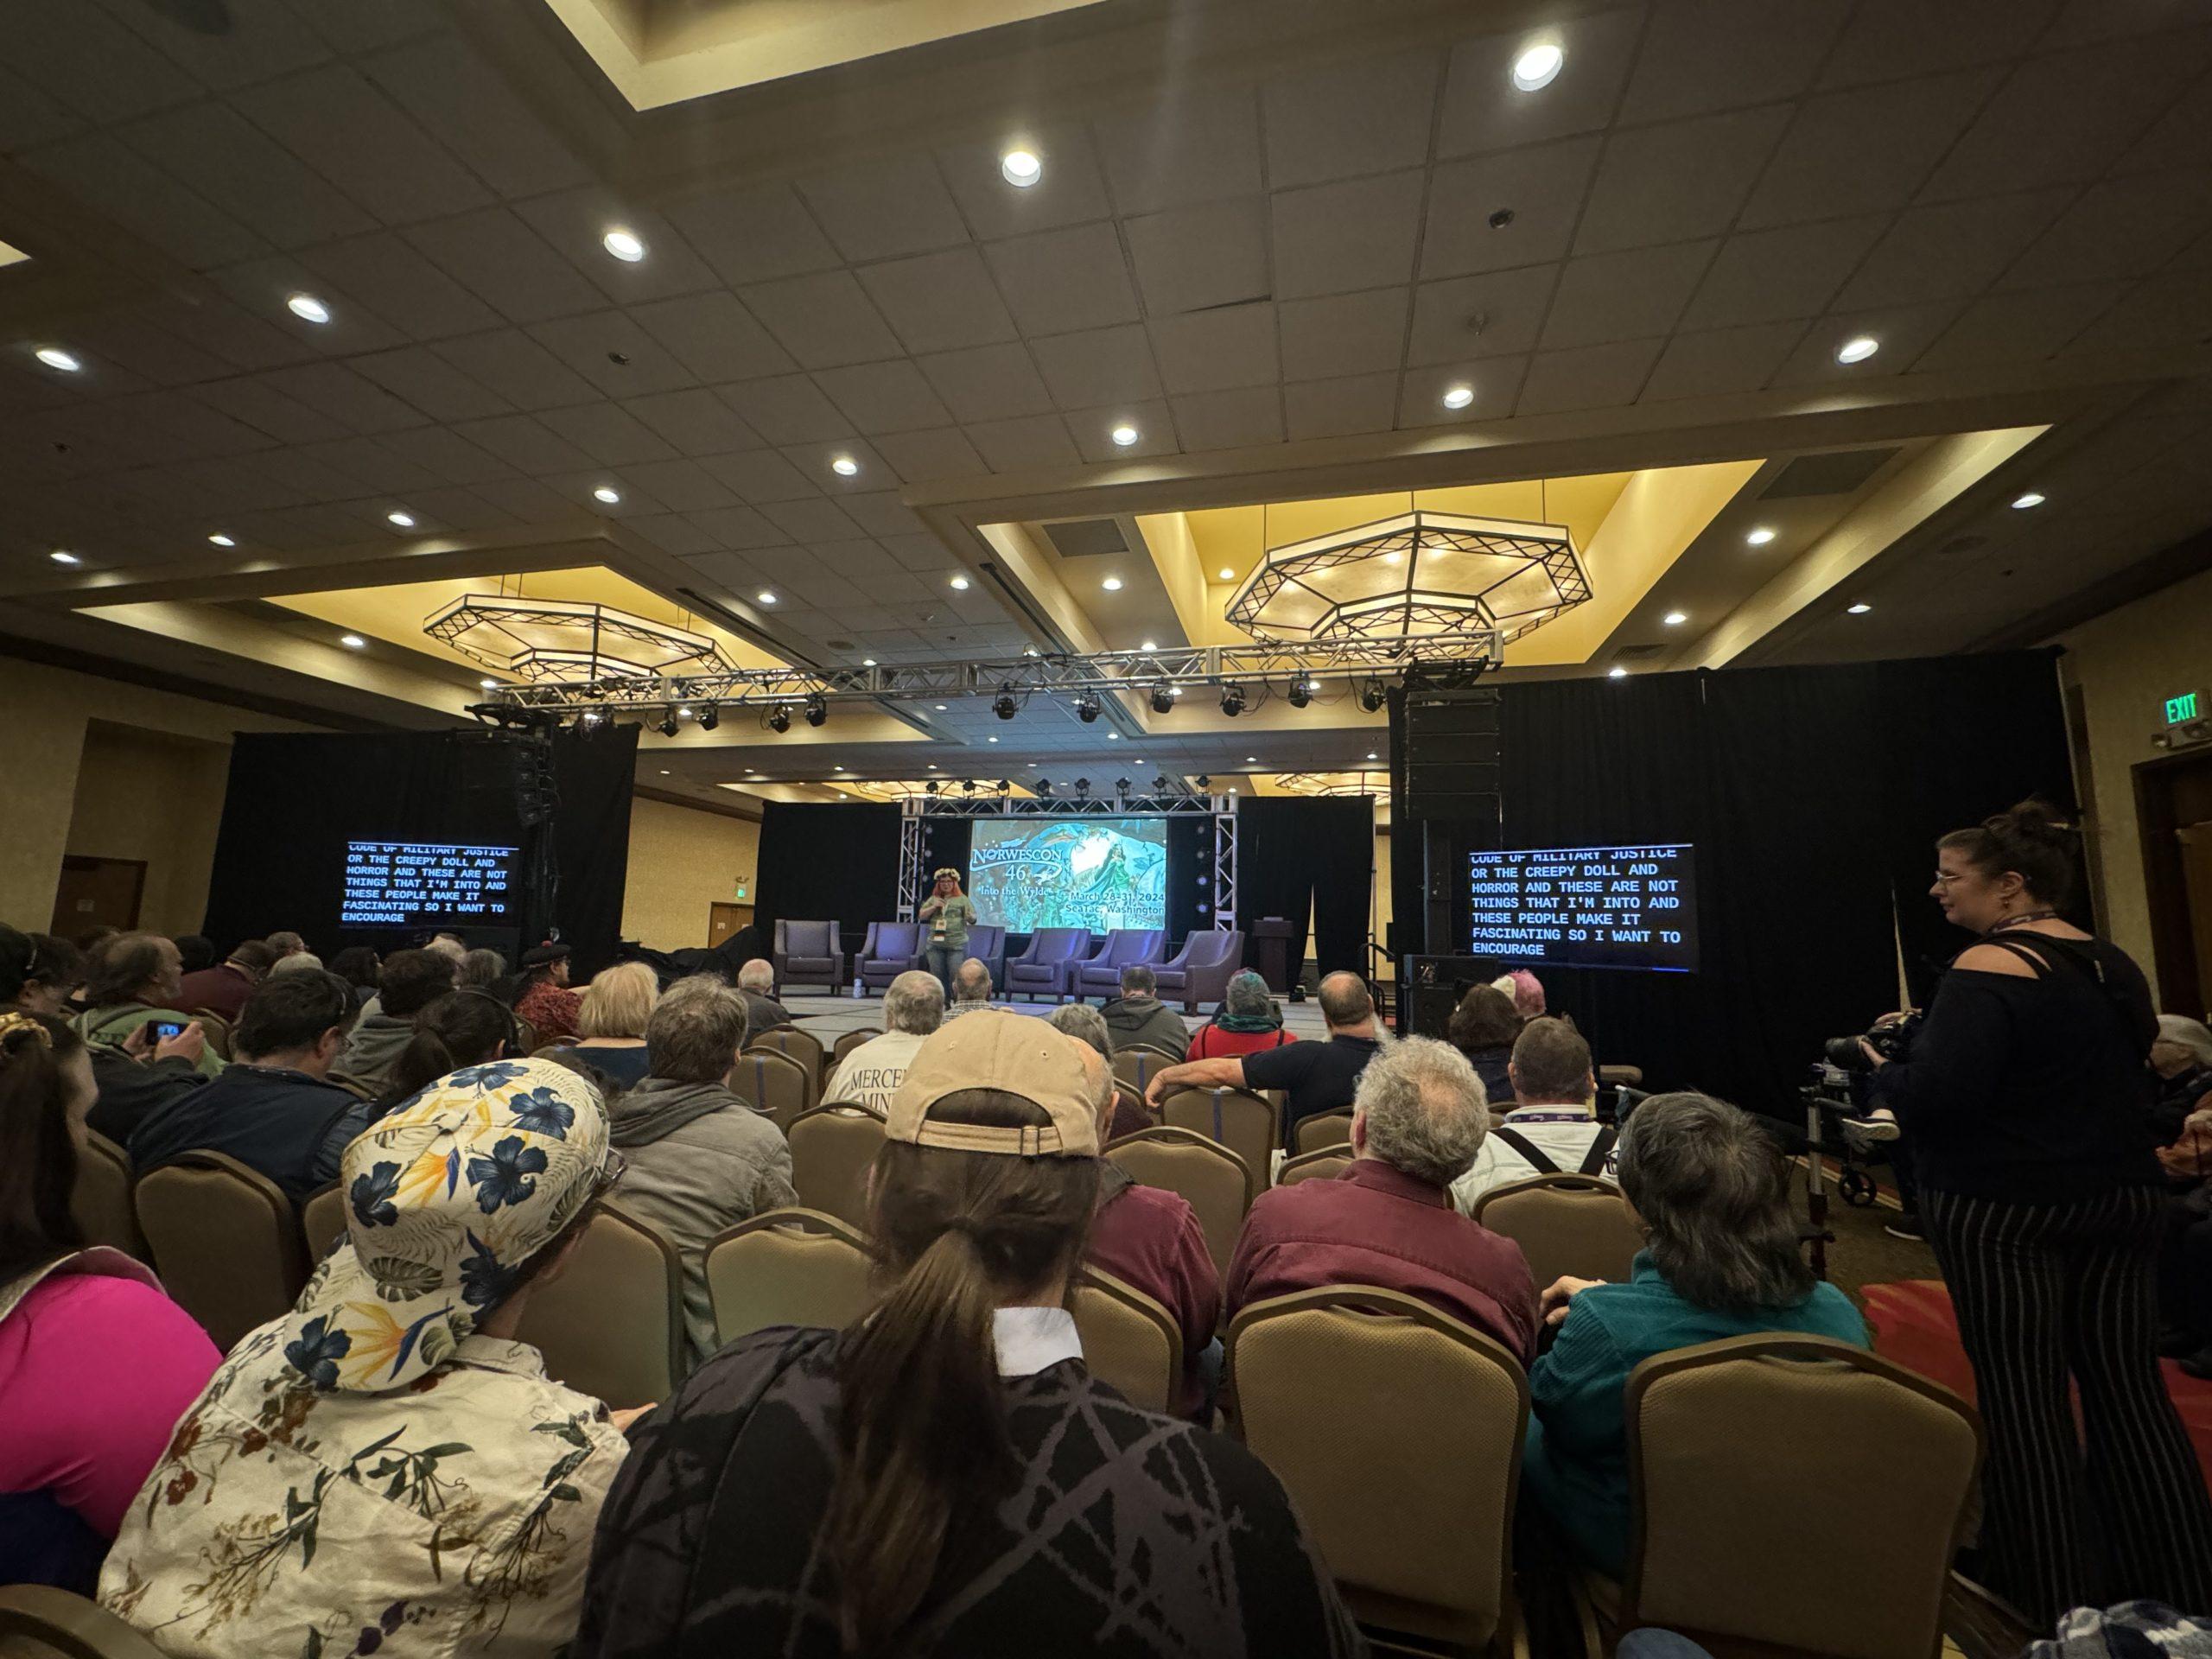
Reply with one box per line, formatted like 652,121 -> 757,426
918,868 -> 977,995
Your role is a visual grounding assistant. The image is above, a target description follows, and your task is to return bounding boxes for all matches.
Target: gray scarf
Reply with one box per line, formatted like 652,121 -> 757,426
610,1076 -> 738,1148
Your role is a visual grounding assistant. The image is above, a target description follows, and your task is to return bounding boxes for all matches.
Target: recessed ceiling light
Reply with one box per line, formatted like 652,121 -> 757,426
1217,567 -> 1234,581
602,228 -> 645,263
1834,334 -> 1880,365
1107,732 -> 1121,741
593,486 -> 621,504
757,590 -> 777,604
480,678 -> 498,690
48,550 -> 79,565
1511,40 -> 1565,91
1245,755 -> 1258,763
207,532 -> 236,548
1366,752 -> 1378,760
1441,384 -> 1475,410
1608,665 -> 1628,679
1662,610 -> 1688,626
928,763 -> 939,769
1847,601 -> 1872,614
1745,526 -> 1777,546
34,346 -> 80,372
1110,423 -> 1139,447
987,735 -> 1000,743
861,657 -> 876,666
659,769 -> 671,776
1001,149 -> 1042,188
287,294 -> 331,325
949,575 -> 970,590
340,633 -> 366,650
935,703 -> 948,711
1141,639 -> 1157,651
830,454 -> 859,477
1102,575 -> 1122,591
834,764 -> 844,771
2012,492 -> 2046,510
386,510 -> 415,528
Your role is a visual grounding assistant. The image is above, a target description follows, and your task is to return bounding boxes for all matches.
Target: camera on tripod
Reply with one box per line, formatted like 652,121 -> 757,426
1821,1010 -> 1923,1073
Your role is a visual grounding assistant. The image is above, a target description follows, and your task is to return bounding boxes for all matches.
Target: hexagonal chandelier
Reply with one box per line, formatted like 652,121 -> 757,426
1225,510 -> 1592,646
424,595 -> 726,683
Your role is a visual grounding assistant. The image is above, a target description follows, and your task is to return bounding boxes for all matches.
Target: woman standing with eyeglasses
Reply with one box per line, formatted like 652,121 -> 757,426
918,868 -> 976,995
1865,799 -> 2212,1623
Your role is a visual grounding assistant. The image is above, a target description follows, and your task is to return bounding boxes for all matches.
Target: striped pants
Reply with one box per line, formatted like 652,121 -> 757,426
1923,1184 -> 2212,1624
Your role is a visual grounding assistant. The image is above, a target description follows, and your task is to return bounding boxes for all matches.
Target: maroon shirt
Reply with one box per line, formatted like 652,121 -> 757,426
1088,1172 -> 1222,1418
1226,1159 -> 1540,1363
175,963 -> 255,1022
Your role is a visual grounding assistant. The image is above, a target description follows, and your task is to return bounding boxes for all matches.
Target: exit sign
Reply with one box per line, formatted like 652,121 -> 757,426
2168,690 -> 2203,725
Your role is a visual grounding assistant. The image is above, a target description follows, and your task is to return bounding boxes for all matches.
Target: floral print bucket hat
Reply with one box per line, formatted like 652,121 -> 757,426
276,1057 -> 617,1394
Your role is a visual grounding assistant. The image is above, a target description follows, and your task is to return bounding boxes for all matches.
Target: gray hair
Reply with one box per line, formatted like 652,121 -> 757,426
1354,1035 -> 1489,1186
952,957 -> 993,1004
646,975 -> 750,1085
456,948 -> 505,989
1224,969 -> 1276,1022
885,969 -> 945,1035
738,957 -> 775,993
1119,962 -> 1157,996
269,951 -> 325,975
1618,1092 -> 1813,1316
1047,1001 -> 1111,1057
2158,1014 -> 2212,1067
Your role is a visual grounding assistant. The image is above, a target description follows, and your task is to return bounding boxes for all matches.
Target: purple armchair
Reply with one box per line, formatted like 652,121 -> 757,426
772,918 -> 845,994
1074,929 -> 1167,1000
1154,929 -> 1245,1012
857,921 -> 926,991
1006,928 -> 1092,1001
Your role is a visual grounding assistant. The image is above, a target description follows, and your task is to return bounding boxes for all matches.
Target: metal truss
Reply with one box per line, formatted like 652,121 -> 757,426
476,630 -> 1501,715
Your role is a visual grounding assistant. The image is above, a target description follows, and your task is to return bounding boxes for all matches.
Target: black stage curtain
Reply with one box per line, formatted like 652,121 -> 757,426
755,802 -> 901,967
916,817 -> 972,911
1166,815 -> 1212,944
543,724 -> 639,975
1236,796 -> 1376,980
1493,650 -> 2069,1116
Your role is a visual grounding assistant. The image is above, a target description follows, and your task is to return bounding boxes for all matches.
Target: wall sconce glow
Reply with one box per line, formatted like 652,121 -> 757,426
1110,423 -> 1140,447
1000,149 -> 1042,188
1834,335 -> 1880,365
1101,576 -> 1123,591
1512,41 -> 1565,91
1441,384 -> 1475,409
207,533 -> 236,547
602,228 -> 645,263
592,486 -> 621,504
48,550 -> 79,565
386,510 -> 416,528
1745,526 -> 1777,545
287,294 -> 331,324
340,633 -> 367,650
2012,492 -> 2046,510
830,454 -> 859,477
34,346 -> 80,372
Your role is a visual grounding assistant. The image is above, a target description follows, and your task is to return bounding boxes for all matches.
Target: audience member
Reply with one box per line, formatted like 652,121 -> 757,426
424,931 -> 468,962
2152,1014 -> 2212,1142
269,950 -> 325,976
171,935 -> 217,976
455,947 -> 506,995
264,930 -> 306,961
734,957 -> 791,1032
1448,983 -> 1522,1105
85,1022 -> 207,1147
335,948 -> 455,1091
574,1013 -> 1360,1657
1226,1036 -> 1536,1361
101,1058 -> 634,1653
613,977 -> 797,1370
1522,1092 -> 1867,1578
1493,968 -> 1547,1020
127,970 -> 361,1202
1098,963 -> 1190,1058
1452,1018 -> 1615,1211
823,970 -> 943,1111
317,989 -> 521,1165
1077,1041 -> 1220,1416
1187,969 -> 1296,1060
327,945 -> 381,1010
1148,970 -> 1384,1147
0,1007 -> 219,1592
517,942 -> 582,1042
25,936 -> 84,1015
568,961 -> 658,1088
174,939 -> 275,1023
944,957 -> 995,1017
1049,1004 -> 1148,1139
73,925 -> 118,953
70,933 -> 221,1077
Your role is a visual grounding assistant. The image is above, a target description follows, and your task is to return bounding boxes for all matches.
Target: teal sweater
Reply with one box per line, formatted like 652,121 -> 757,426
1522,1251 -> 1867,1577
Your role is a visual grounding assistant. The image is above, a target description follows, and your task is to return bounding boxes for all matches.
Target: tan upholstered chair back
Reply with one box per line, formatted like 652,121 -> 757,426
1071,1266 -> 1181,1413
1103,1127 -> 1254,1274
0,1584 -> 171,1658
728,1047 -> 815,1132
70,1131 -> 145,1261
1472,1174 -> 1646,1290
748,1025 -> 826,1086
1623,1335 -> 1980,1659
300,1184 -> 347,1262
1228,1286 -> 1528,1649
513,1201 -> 682,1409
1294,1108 -> 1355,1154
706,1208 -> 874,1347
1159,1085 -> 1281,1192
185,1012 -> 231,1061
1277,1147 -> 1353,1186
134,1152 -> 308,1351
831,1027 -> 877,1067
1109,1046 -> 1177,1095
788,1104 -> 887,1230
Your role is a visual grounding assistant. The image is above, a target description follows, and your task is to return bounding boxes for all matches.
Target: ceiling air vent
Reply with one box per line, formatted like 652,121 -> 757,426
1043,518 -> 1129,559
1759,448 -> 1900,499
1614,643 -> 1667,661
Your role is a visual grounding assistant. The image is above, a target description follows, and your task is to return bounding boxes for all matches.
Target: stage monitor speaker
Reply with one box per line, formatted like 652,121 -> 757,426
1399,954 -> 1508,1039
1402,684 -> 1501,823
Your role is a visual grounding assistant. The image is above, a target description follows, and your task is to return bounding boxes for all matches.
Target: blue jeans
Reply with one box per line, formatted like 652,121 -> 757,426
925,943 -> 960,994
1616,1633 -> 1714,1659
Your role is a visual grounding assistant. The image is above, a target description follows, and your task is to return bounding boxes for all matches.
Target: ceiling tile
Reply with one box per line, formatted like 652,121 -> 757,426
0,65 -> 81,153
233,62 -> 489,226
2115,60 -> 2212,174
1028,324 -> 1163,409
294,231 -> 505,341
1998,169 -> 2212,289
364,425 -> 515,486
1515,338 -> 1667,415
855,247 -> 1020,353
779,438 -> 891,493
1091,92 -> 1264,214
360,33 -> 594,200
1280,289 -> 1408,380
1819,0 -> 2063,87
5,1 -> 200,124
511,189 -> 721,305
1541,241 -> 1715,350
715,374 -> 855,446
1910,282 -> 2125,373
758,495 -> 866,543
873,426 -> 991,484
446,413 -> 596,474
916,342 -> 1056,423
809,360 -> 956,434
1420,137 -> 1601,281
1272,170 -> 1424,299
627,290 -> 795,383
350,345 -> 512,421
1436,7 -> 1642,159
207,256 -> 414,356
1125,197 -> 1270,315
1398,356 -> 1529,427
963,414 -> 1081,472
1405,263 -> 1559,365
982,222 -> 1141,335
1066,399 -> 1177,461
1678,216 -> 1887,329
629,512 -> 723,556
525,311 -> 698,397
839,492 -> 927,537
661,181 -> 842,286
403,207 -> 607,325
1619,0 -> 1851,126
1169,385 -> 1284,451
1769,299 -> 1963,385
2064,269 -> 2212,357
1738,69 -> 2005,230
936,124 -> 1116,238
255,362 -> 427,435
286,0 -> 446,57
622,388 -> 762,454
463,476 -> 574,522
1147,304 -> 1279,395
432,330 -> 601,410
684,505 -> 790,550
1834,188 -> 2072,308
616,457 -> 741,513
1573,105 -> 1794,254
795,153 -> 969,262
1261,49 -> 1438,189
535,402 -> 679,468
18,135 -> 265,270
1638,320 -> 1807,399
1283,372 -> 1402,440
696,448 -> 821,504
738,270 -> 904,369
120,99 -> 378,248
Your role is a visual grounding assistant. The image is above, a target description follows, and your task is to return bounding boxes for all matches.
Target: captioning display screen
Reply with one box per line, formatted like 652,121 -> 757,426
1468,843 -> 1697,972
968,817 -> 1168,933
341,840 -> 518,928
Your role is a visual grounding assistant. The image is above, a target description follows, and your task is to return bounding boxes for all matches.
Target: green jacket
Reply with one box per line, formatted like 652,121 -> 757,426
921,893 -> 977,950
73,1002 -> 226,1078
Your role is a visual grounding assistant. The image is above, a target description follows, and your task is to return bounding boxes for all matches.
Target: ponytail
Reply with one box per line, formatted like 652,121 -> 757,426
382,990 -> 515,1108
0,1007 -> 87,1285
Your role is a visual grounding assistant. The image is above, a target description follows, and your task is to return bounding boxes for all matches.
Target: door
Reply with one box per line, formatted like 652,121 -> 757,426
52,855 -> 146,933
709,902 -> 754,949
2177,823 -> 2212,1013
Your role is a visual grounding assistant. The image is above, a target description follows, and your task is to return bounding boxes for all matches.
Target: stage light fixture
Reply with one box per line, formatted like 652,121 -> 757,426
1220,683 -> 1245,716
1194,774 -> 1210,789
804,691 -> 828,727
698,703 -> 719,731
1115,777 -> 1132,796
1035,779 -> 1054,798
768,702 -> 791,734
657,706 -> 680,737
1074,777 -> 1090,796
1359,679 -> 1387,712
993,685 -> 1019,719
1150,680 -> 1174,714
1074,690 -> 1100,723
1288,677 -> 1311,709
1152,774 -> 1170,792
998,779 -> 1012,792
925,780 -> 939,795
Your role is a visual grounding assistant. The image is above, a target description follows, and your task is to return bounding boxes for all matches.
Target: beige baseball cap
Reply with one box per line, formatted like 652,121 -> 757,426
886,1010 -> 1099,1158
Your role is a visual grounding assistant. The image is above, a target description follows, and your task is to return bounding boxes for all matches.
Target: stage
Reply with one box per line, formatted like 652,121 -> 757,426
785,990 -> 1337,1044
